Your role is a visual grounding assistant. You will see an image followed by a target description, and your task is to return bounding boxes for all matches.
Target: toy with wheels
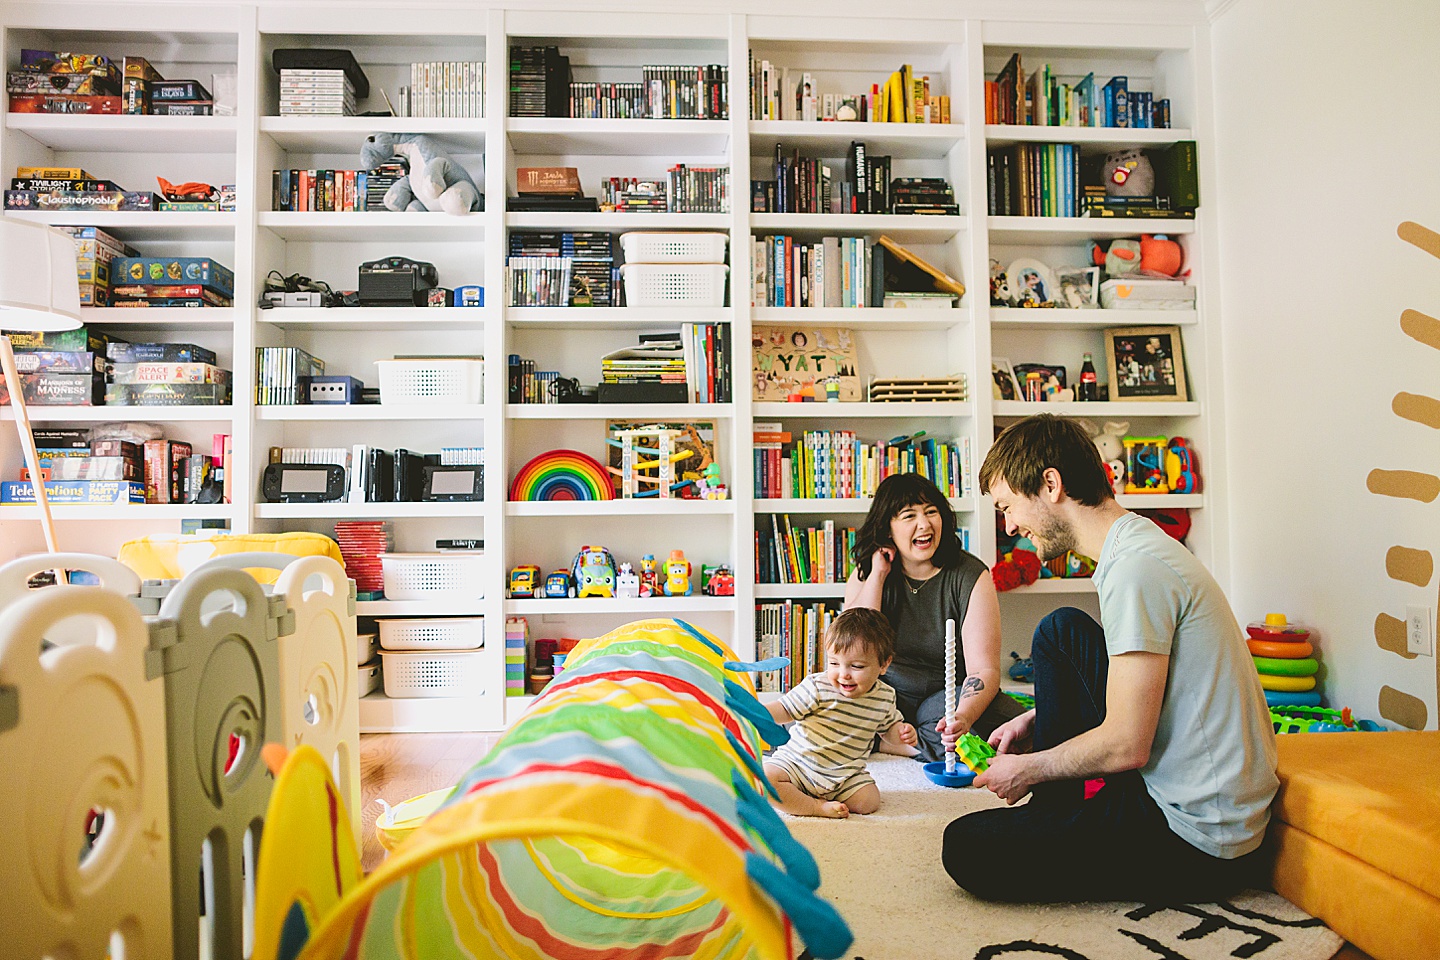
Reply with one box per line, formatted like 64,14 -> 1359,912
663,549 -> 693,596
509,564 -> 542,598
706,564 -> 735,596
544,569 -> 576,598
572,544 -> 618,598
615,562 -> 641,598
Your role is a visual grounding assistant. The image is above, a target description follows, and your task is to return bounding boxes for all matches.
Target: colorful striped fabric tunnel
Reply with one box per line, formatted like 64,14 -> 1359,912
256,618 -> 852,960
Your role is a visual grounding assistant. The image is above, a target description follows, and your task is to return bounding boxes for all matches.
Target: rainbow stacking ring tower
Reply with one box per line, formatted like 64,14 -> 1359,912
924,618 -> 976,787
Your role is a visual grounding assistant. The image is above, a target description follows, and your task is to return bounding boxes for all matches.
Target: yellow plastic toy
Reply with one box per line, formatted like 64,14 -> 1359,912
664,548 -> 693,596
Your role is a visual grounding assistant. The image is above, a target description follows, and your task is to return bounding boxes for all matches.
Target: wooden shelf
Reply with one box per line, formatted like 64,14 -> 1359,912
7,113 -> 238,153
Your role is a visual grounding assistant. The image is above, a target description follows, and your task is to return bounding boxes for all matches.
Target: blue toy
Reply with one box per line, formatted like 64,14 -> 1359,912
360,132 -> 481,215
570,545 -> 617,599
1008,651 -> 1034,683
544,569 -> 576,599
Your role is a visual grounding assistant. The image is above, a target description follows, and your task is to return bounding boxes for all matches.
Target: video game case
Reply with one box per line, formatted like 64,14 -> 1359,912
143,439 -> 191,503
150,102 -> 213,116
107,341 -> 217,364
105,383 -> 230,406
110,362 -> 230,385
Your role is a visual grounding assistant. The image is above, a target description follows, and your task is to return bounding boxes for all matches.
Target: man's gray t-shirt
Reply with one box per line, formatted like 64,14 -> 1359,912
1094,512 -> 1278,859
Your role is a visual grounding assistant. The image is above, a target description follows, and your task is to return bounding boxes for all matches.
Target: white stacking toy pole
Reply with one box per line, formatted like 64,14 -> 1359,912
944,617 -> 957,775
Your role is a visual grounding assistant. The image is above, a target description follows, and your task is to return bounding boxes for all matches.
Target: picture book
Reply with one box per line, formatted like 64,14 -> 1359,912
751,326 -> 861,402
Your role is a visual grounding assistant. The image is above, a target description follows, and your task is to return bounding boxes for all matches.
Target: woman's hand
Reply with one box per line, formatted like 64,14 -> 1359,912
936,712 -> 972,753
870,546 -> 895,580
987,709 -> 1035,754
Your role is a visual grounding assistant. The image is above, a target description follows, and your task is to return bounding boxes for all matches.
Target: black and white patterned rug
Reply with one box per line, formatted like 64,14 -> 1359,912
787,756 -> 1341,960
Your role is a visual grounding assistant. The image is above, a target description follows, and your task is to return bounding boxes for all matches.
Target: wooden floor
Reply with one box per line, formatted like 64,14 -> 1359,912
358,731 -> 500,872
356,733 -> 1375,960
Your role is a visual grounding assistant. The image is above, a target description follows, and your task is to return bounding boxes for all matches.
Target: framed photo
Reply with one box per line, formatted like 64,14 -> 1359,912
1005,258 -> 1058,307
991,357 -> 1021,401
1104,326 -> 1188,402
1055,266 -> 1100,309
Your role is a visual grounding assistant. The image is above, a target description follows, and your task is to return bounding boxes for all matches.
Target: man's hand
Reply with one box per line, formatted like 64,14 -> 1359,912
935,713 -> 972,752
975,753 -> 1036,804
987,708 -> 1035,754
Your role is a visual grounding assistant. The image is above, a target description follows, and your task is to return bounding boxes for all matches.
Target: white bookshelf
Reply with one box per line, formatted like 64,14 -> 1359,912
0,5 -> 1222,732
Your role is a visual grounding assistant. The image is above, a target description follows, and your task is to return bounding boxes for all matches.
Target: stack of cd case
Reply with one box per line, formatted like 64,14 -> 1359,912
279,69 -> 355,116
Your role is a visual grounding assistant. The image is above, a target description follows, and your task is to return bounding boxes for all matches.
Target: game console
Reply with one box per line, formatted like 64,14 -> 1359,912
262,462 -> 346,503
359,256 -> 438,307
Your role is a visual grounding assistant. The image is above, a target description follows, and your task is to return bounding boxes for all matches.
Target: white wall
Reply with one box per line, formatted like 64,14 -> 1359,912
1213,0 -> 1440,728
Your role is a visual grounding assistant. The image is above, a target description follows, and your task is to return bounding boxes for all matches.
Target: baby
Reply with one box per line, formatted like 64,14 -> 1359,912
764,607 -> 918,818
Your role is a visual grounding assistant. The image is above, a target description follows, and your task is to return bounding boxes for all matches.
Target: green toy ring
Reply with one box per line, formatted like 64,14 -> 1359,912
1259,673 -> 1317,692
1253,655 -> 1319,677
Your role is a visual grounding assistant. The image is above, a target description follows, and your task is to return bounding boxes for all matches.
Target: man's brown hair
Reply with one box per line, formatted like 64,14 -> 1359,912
826,607 -> 896,663
978,414 -> 1115,506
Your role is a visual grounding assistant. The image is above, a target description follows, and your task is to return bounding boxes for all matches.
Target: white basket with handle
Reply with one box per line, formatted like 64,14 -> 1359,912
620,263 -> 728,307
619,231 -> 728,263
377,617 -> 484,651
379,649 -> 487,698
375,358 -> 484,404
380,552 -> 485,600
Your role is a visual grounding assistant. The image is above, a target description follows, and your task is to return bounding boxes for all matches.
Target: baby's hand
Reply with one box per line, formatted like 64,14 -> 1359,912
896,722 -> 918,746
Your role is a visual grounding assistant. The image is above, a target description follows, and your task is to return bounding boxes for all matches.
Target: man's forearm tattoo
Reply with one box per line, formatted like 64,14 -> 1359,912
959,676 -> 985,699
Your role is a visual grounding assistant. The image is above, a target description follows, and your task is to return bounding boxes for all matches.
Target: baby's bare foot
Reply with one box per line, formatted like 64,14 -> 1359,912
818,800 -> 850,818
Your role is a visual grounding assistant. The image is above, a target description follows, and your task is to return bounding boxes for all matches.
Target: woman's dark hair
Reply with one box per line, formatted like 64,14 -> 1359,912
850,473 -> 960,579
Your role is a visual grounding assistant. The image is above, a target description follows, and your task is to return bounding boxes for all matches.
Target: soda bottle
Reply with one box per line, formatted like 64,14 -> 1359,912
1079,353 -> 1098,402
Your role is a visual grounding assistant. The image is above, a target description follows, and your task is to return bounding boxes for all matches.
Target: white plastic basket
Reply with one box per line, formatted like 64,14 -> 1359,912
378,617 -> 484,651
356,631 -> 379,664
376,358 -> 484,405
619,231 -> 728,264
380,649 -> 487,698
620,263 -> 728,307
357,661 -> 382,696
380,552 -> 485,600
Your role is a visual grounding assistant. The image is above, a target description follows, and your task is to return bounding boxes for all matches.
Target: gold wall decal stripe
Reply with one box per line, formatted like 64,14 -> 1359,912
1399,221 -> 1440,260
1393,392 -> 1440,429
1378,685 -> 1428,730
1385,546 -> 1433,586
1366,469 -> 1440,503
1374,613 -> 1418,659
1400,309 -> 1440,350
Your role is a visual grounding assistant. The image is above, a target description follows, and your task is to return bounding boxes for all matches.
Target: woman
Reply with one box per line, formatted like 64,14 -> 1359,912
844,473 -> 1022,762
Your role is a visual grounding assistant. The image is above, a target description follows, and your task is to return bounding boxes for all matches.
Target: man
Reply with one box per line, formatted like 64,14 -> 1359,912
943,415 -> 1277,903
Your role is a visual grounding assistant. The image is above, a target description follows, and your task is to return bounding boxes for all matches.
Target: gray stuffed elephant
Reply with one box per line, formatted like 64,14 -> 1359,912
360,132 -> 482,215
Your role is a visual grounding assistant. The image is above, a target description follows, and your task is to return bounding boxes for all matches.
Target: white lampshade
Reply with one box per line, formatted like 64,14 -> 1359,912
0,216 -> 82,332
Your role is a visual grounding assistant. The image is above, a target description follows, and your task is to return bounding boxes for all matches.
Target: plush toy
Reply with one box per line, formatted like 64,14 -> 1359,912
360,132 -> 481,215
1138,233 -> 1183,278
1078,419 -> 1130,492
1101,148 -> 1154,198
992,548 -> 1041,591
1090,238 -> 1142,277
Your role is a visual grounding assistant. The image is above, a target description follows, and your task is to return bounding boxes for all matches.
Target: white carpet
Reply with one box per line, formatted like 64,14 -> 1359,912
784,756 -> 1343,960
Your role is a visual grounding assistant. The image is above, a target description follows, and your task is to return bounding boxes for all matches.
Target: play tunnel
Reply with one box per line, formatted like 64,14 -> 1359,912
256,618 -> 852,960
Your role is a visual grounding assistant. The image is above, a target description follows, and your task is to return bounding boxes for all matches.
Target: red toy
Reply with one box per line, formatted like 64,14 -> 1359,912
991,548 -> 1041,591
706,565 -> 735,596
1139,233 -> 1183,277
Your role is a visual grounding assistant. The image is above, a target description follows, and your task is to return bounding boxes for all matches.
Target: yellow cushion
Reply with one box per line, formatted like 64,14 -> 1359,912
1274,731 -> 1440,900
117,532 -> 343,584
1271,822 -> 1440,960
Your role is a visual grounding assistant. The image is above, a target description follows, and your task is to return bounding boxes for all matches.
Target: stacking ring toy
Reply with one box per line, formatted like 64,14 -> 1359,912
1247,638 -> 1313,659
1252,656 -> 1319,677
1266,689 -> 1322,707
1259,673 -> 1316,693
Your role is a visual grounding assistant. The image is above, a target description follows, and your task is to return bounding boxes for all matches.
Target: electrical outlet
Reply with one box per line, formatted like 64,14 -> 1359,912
1406,605 -> 1433,656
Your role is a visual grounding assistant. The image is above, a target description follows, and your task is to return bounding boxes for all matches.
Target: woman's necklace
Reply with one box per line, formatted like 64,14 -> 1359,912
903,570 -> 939,594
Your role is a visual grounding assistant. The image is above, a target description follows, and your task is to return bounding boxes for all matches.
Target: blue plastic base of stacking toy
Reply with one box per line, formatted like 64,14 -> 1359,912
922,761 -> 976,788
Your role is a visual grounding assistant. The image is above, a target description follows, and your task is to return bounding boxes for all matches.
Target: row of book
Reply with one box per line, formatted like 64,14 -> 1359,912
394,61 -> 485,119
751,234 -> 877,309
757,517 -> 857,587
987,55 -> 1171,129
1,429 -> 230,506
748,56 -> 951,124
507,356 -> 565,404
271,168 -> 391,212
754,600 -> 842,693
597,166 -> 731,214
597,323 -> 732,404
753,426 -> 972,501
509,231 -> 616,307
509,46 -> 729,119
986,143 -> 1082,218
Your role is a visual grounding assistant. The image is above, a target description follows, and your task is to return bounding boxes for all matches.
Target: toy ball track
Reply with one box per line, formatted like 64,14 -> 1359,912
510,449 -> 615,501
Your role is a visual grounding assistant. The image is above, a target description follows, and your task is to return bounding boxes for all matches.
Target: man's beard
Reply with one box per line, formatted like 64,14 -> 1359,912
1030,512 -> 1077,562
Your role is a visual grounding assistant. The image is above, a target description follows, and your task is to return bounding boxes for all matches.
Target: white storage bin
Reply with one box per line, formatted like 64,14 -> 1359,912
620,263 -> 728,307
380,552 -> 485,600
375,358 -> 484,405
378,617 -> 484,651
357,661 -> 382,696
620,231 -> 728,264
356,632 -> 379,664
380,649 -> 487,698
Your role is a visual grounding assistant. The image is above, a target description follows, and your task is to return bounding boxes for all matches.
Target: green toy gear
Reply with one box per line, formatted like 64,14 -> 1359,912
954,732 -> 997,774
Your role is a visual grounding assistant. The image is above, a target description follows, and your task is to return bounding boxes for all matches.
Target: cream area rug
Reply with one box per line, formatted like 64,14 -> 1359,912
784,756 -> 1343,960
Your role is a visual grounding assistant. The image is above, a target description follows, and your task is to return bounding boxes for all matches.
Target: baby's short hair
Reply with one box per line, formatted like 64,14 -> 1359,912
826,607 -> 896,663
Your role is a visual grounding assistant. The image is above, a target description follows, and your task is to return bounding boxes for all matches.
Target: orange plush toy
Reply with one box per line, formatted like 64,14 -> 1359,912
1139,233 -> 1184,277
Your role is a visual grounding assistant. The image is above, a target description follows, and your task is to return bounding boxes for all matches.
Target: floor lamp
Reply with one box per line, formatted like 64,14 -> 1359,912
0,216 -> 84,556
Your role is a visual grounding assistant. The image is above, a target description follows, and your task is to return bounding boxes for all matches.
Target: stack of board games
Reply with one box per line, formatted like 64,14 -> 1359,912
5,165 -> 155,212
147,77 -> 212,116
58,226 -> 137,307
2,428 -> 143,505
7,49 -> 121,114
121,56 -> 162,114
890,177 -> 959,215
108,256 -> 235,308
279,68 -> 355,116
104,343 -> 232,406
0,326 -> 116,407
